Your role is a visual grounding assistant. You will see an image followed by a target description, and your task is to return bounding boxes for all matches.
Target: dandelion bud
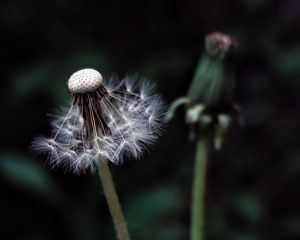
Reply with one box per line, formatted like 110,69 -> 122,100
205,32 -> 233,59
166,32 -> 240,148
188,32 -> 234,110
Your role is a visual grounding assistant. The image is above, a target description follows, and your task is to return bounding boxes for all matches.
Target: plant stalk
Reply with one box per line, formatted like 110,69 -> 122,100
98,158 -> 131,240
190,138 -> 209,240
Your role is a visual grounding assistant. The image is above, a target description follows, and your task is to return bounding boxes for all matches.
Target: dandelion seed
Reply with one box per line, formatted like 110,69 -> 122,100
33,68 -> 165,173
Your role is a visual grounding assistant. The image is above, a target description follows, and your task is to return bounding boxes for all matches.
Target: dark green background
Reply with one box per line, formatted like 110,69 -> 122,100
1,0 -> 299,239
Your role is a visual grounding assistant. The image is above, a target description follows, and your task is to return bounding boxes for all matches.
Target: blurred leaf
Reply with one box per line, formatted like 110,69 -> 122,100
280,216 -> 300,235
13,60 -> 69,103
0,153 -> 59,200
242,0 -> 267,11
275,48 -> 300,78
209,204 -> 261,240
231,192 -> 263,225
125,186 -> 184,240
208,206 -> 229,237
230,231 -> 259,240
12,50 -> 110,103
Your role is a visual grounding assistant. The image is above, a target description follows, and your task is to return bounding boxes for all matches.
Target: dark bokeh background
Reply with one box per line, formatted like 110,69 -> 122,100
1,0 -> 299,239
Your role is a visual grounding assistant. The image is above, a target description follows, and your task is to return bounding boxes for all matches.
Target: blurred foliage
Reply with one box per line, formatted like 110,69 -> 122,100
125,186 -> 184,240
0,153 -> 58,199
12,50 -> 110,103
1,0 -> 300,240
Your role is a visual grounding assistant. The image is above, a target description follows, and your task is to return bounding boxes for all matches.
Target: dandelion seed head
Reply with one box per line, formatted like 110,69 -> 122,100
33,69 -> 166,174
68,68 -> 103,94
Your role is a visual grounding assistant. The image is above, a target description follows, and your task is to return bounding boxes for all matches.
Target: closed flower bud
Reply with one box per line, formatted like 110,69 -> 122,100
166,32 -> 241,148
187,32 -> 234,110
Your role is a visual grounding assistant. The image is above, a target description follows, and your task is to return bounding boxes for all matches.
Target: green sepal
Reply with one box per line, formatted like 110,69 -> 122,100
214,114 -> 231,150
165,97 -> 190,122
185,104 -> 205,124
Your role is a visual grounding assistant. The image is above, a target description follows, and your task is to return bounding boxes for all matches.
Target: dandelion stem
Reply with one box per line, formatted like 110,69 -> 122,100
190,138 -> 208,240
98,158 -> 131,240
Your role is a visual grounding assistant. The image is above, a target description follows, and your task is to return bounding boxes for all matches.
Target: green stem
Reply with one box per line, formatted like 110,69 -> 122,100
190,138 -> 209,240
98,159 -> 131,240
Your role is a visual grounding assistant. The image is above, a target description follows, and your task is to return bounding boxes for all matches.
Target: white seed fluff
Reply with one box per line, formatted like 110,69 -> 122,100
68,68 -> 103,94
33,71 -> 166,174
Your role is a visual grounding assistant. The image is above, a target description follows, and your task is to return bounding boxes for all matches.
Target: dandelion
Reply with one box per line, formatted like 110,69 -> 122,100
32,68 -> 165,240
33,69 -> 165,173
